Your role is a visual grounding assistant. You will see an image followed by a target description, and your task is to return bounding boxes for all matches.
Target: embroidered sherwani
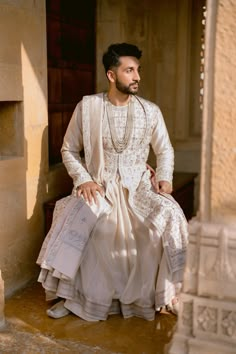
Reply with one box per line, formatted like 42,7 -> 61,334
37,93 -> 188,321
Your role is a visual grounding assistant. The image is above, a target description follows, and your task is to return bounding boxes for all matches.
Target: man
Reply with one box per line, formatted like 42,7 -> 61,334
37,43 -> 188,321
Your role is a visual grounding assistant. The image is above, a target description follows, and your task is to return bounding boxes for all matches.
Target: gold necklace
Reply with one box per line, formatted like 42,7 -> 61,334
105,95 -> 134,153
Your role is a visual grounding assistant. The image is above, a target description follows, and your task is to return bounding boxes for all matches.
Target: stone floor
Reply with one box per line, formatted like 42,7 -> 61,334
0,282 -> 177,353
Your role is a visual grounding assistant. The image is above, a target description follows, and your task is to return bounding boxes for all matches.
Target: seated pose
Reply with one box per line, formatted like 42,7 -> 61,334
37,43 -> 188,321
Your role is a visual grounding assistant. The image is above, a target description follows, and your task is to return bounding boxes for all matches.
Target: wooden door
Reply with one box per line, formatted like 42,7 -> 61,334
46,0 -> 96,164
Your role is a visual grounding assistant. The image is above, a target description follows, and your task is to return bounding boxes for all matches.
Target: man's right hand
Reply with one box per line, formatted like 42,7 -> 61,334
77,181 -> 104,205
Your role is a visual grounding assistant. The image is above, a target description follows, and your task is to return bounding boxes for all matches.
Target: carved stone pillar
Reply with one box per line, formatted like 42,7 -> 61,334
170,221 -> 236,354
169,0 -> 236,353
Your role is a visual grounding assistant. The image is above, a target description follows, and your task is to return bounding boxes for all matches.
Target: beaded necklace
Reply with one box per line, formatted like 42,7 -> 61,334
104,93 -> 147,153
105,94 -> 134,153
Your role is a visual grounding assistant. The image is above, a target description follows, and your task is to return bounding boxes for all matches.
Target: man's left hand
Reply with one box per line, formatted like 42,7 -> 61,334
146,164 -> 172,194
158,180 -> 172,194
152,179 -> 172,194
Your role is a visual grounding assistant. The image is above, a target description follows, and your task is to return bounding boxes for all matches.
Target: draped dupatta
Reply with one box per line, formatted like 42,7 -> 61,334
82,93 -> 105,185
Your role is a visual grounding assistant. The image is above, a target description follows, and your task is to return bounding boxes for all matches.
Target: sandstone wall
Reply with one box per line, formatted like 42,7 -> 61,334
0,0 -> 69,296
210,0 -> 236,222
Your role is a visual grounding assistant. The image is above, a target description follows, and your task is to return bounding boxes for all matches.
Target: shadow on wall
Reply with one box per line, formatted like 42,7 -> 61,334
25,127 -> 49,280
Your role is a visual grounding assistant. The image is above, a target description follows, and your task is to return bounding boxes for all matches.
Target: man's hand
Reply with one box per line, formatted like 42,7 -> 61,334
152,180 -> 172,194
157,180 -> 172,194
77,181 -> 104,205
146,164 -> 172,194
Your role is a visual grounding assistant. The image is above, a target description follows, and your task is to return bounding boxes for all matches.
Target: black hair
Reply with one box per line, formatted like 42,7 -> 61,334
102,43 -> 142,73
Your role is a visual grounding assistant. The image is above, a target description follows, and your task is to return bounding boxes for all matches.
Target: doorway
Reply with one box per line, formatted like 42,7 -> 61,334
46,0 -> 96,165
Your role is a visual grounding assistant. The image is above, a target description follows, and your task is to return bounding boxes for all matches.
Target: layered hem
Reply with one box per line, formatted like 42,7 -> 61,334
38,261 -> 184,322
39,274 -> 158,322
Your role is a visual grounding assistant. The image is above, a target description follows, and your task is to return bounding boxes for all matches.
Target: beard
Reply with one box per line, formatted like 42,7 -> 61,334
115,79 -> 139,95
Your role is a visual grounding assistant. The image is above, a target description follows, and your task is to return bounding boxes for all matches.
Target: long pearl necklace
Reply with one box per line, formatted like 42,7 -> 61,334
105,95 -> 134,153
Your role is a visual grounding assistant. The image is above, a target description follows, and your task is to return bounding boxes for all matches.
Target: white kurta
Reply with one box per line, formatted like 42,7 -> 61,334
37,93 -> 188,321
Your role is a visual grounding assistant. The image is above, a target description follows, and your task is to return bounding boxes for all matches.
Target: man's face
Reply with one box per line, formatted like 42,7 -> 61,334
112,56 -> 141,95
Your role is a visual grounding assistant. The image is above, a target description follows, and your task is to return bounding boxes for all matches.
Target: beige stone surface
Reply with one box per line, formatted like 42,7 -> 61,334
0,2 -> 45,101
0,1 -> 69,296
0,64 -> 23,101
211,0 -> 236,221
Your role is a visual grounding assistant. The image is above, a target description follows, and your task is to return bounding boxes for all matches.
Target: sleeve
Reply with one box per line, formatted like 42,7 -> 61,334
150,106 -> 174,184
61,101 -> 93,188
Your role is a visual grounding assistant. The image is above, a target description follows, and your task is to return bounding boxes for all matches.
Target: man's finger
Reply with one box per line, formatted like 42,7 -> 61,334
86,190 -> 94,205
81,189 -> 88,202
96,185 -> 104,197
92,189 -> 99,205
83,189 -> 92,204
78,184 -> 104,204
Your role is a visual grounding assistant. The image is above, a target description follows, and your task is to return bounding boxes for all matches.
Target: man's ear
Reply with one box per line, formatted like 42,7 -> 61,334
107,70 -> 116,83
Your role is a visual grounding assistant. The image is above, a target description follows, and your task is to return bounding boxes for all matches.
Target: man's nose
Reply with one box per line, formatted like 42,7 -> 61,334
133,70 -> 140,82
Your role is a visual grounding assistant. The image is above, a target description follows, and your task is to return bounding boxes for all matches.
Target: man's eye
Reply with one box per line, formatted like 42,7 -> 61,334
126,68 -> 132,73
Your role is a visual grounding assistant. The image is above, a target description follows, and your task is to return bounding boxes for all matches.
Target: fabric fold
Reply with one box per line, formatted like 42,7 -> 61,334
37,194 -> 111,280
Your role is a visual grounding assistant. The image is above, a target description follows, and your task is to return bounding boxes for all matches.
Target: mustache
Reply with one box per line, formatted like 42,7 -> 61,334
129,81 -> 139,87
